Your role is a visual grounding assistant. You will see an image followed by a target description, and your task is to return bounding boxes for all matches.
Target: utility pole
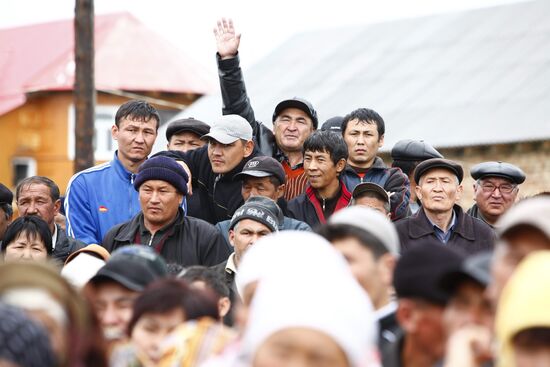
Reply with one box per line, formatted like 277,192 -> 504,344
73,0 -> 95,172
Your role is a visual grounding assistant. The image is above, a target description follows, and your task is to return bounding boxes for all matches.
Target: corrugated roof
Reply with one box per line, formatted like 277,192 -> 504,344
161,0 -> 550,151
0,13 -> 216,116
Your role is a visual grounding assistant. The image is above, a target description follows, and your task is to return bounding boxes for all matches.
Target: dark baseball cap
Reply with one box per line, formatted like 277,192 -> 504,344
321,116 -> 344,133
89,245 -> 168,292
272,97 -> 319,129
0,183 -> 13,204
470,161 -> 526,185
233,156 -> 286,185
352,182 -> 390,205
391,139 -> 443,161
439,251 -> 492,293
394,244 -> 465,305
166,118 -> 210,141
414,158 -> 464,184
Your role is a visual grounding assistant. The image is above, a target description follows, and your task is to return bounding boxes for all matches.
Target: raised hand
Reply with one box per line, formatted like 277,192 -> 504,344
214,18 -> 241,60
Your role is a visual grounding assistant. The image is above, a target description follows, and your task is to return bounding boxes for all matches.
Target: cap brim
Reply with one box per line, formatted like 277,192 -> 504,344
275,100 -> 314,121
89,270 -> 145,292
202,132 -> 239,144
352,183 -> 389,202
233,170 -> 273,181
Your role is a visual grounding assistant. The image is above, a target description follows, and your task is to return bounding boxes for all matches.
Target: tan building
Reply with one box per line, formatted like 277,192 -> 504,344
0,13 -> 215,194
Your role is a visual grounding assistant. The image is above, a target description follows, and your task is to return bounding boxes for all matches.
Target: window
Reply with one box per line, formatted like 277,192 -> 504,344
12,157 -> 37,186
67,105 -> 119,161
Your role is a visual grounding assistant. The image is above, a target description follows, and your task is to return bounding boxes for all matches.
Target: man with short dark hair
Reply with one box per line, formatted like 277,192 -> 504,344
0,183 -> 13,244
166,117 -> 210,152
340,108 -> 411,221
396,158 -> 495,255
351,182 -> 391,218
214,19 -> 317,200
467,161 -> 526,228
215,155 -> 310,244
391,139 -> 443,215
288,130 -> 351,227
102,156 -> 230,267
65,100 -> 161,245
317,206 -> 400,358
88,245 -> 168,344
176,114 -> 260,224
16,176 -> 84,262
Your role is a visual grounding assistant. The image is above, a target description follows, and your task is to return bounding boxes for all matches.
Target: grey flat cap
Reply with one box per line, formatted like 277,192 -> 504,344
470,161 -> 526,184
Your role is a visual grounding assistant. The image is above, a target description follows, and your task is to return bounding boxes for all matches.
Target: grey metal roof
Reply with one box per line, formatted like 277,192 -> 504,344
155,0 -> 550,153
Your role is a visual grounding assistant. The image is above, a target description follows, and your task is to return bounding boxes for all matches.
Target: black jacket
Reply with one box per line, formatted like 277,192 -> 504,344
102,208 -> 230,267
287,184 -> 352,229
53,224 -> 85,263
395,205 -> 495,255
180,144 -> 260,225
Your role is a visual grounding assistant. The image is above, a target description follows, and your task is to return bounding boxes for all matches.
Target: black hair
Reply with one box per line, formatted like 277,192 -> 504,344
1,216 -> 53,255
16,176 -> 60,202
0,203 -> 13,220
341,108 -> 385,139
316,223 -> 389,259
303,130 -> 348,166
115,100 -> 161,130
391,160 -> 420,177
179,266 -> 230,298
127,278 -> 219,334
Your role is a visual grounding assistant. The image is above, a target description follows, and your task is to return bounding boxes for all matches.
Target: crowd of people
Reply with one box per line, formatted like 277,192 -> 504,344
0,17 -> 548,367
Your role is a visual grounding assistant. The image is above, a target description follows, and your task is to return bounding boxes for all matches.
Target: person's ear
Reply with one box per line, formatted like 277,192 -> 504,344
415,184 -> 423,201
53,199 -> 61,216
336,158 -> 347,174
455,184 -> 464,203
276,184 -> 285,199
243,140 -> 254,158
396,299 -> 417,333
378,133 -> 385,148
111,124 -> 119,140
218,296 -> 231,319
229,230 -> 236,248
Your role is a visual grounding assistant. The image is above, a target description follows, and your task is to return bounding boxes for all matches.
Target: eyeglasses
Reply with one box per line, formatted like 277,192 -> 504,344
479,182 -> 517,194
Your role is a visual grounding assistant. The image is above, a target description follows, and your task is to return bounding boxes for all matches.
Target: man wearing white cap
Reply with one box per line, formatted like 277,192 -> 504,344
317,206 -> 400,358
177,114 -> 260,224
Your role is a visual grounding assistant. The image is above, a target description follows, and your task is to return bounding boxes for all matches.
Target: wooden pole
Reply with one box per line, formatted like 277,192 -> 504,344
73,0 -> 95,172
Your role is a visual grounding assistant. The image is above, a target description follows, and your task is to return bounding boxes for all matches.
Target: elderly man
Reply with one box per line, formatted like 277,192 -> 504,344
317,206 -> 400,358
65,100 -> 161,245
395,158 -> 495,255
467,161 -> 526,228
391,139 -> 443,215
102,156 -> 230,267
166,117 -> 210,152
0,183 -> 13,244
214,19 -> 317,200
16,176 -> 84,262
351,182 -> 391,218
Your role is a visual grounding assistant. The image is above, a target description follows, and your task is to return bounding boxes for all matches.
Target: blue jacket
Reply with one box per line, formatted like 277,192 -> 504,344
65,152 -> 141,245
341,157 -> 410,221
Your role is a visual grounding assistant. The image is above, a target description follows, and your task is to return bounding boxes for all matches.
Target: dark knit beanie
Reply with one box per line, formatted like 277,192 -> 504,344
133,156 -> 189,195
0,302 -> 57,367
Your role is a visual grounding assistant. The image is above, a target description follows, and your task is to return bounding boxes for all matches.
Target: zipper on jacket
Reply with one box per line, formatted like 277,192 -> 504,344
147,233 -> 154,247
322,198 -> 326,211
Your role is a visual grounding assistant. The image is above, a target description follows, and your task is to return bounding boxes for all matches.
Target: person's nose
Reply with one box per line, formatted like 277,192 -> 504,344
149,190 -> 161,203
21,248 -> 33,260
134,131 -> 145,144
491,187 -> 503,198
26,202 -> 38,215
101,304 -> 120,326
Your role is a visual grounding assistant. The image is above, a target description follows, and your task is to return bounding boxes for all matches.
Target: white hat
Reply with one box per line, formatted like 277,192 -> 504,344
238,231 -> 379,367
496,196 -> 550,239
329,206 -> 400,256
202,114 -> 253,144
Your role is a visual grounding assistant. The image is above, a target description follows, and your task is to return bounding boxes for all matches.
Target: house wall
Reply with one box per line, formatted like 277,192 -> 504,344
0,91 -> 195,197
380,140 -> 550,209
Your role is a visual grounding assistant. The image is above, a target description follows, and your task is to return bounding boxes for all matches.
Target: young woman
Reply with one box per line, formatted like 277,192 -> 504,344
2,216 -> 52,262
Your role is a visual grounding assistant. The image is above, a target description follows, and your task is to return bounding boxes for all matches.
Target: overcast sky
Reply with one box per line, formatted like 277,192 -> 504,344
2,0 -> 525,70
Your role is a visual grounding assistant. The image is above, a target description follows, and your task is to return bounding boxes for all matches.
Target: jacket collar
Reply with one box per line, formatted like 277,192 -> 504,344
409,205 -> 475,241
344,156 -> 387,174
113,151 -> 137,182
114,207 -> 186,243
